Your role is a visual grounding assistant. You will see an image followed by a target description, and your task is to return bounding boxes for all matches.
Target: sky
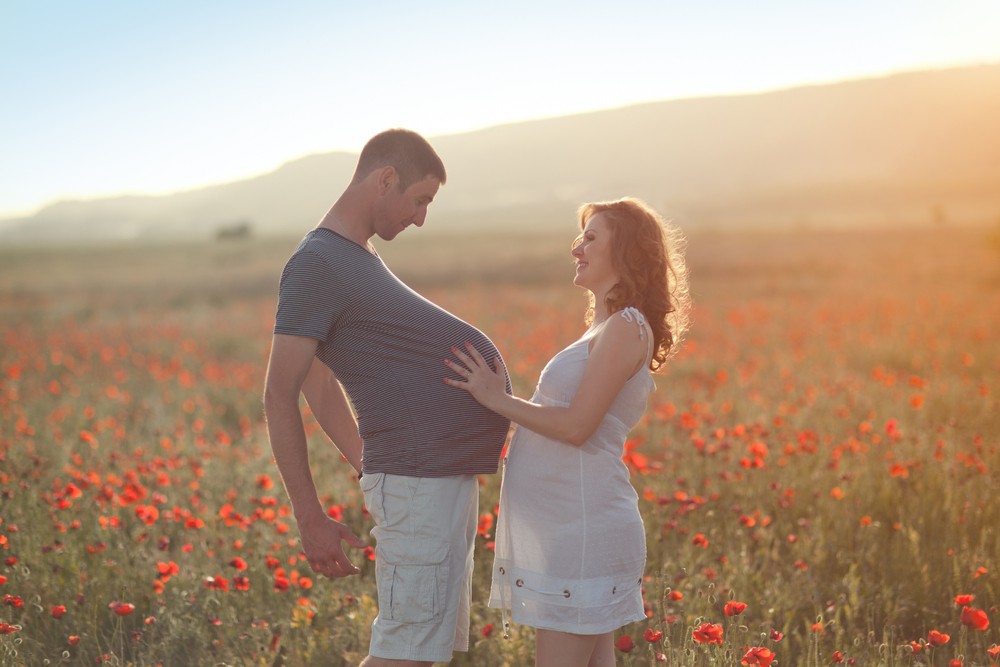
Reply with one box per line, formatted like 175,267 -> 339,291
2,0 -> 1000,220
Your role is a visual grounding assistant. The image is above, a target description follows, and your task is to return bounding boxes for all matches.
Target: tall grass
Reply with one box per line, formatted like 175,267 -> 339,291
1,227 -> 997,665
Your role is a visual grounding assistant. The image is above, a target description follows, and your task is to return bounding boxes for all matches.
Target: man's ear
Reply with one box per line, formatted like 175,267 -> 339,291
375,166 -> 397,195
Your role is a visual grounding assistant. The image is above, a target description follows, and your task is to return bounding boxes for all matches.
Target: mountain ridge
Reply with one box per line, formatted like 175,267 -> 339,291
4,63 -> 999,243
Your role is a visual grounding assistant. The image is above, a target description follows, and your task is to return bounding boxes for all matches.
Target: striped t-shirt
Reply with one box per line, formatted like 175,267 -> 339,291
274,228 -> 511,477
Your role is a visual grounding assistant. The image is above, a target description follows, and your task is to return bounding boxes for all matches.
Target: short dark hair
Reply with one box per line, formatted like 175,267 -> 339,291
352,129 -> 447,188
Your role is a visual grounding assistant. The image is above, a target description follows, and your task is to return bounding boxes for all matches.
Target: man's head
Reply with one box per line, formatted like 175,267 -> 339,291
352,129 -> 446,189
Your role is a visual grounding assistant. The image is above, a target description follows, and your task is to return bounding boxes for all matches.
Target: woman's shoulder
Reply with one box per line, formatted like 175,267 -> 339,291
590,308 -> 650,347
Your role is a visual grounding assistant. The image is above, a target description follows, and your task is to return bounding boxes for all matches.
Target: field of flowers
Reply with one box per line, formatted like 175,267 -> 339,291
1,226 -> 998,666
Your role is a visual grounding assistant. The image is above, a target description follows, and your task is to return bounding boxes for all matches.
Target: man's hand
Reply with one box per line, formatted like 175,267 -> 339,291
299,515 -> 367,578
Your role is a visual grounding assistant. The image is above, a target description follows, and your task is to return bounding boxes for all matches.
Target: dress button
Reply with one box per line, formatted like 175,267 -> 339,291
498,567 -> 505,575
563,590 -> 571,598
515,579 -> 524,587
612,586 -> 617,594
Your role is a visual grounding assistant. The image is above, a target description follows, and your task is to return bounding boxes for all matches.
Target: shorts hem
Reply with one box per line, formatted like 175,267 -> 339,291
369,644 -> 458,663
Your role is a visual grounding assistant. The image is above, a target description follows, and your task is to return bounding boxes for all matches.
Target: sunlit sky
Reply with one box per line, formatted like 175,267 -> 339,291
2,1 -> 1000,220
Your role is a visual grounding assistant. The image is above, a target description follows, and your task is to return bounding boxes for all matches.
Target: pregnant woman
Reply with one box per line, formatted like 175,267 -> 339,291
444,197 -> 690,667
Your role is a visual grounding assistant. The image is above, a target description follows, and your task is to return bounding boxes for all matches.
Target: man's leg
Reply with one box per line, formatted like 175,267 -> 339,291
360,473 -> 478,665
359,657 -> 432,667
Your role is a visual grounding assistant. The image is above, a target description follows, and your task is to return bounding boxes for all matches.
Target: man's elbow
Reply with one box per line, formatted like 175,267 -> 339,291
263,382 -> 296,418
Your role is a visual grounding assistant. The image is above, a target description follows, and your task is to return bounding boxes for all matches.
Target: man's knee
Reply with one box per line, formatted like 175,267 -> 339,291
360,657 -> 434,667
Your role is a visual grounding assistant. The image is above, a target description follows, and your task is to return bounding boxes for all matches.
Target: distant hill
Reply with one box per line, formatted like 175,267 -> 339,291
3,63 -> 999,244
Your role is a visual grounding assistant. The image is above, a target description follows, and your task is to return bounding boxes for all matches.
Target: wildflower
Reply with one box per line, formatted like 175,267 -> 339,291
51,605 -> 67,619
234,576 -> 250,591
274,575 -> 291,592
693,622 -> 724,645
614,635 -> 634,653
830,651 -> 844,663
669,590 -> 683,601
3,594 -> 23,608
157,561 -> 179,581
769,629 -> 784,642
0,623 -> 17,635
229,557 -> 248,571
478,513 -> 494,538
109,601 -> 136,616
960,606 -> 990,631
954,594 -> 974,606
927,630 -> 950,647
481,623 -> 494,638
692,534 -> 709,548
724,601 -> 748,616
742,646 -> 776,666
205,575 -> 229,591
644,628 -> 664,642
68,634 -> 80,645
986,644 -> 1000,659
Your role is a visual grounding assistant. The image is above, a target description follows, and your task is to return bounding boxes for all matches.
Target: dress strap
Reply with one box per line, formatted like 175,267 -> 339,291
619,307 -> 653,365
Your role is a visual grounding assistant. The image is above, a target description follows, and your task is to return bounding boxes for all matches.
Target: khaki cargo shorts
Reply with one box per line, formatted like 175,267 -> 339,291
360,472 -> 478,663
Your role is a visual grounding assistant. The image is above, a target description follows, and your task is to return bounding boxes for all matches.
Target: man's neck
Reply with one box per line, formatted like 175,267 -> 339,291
318,199 -> 376,254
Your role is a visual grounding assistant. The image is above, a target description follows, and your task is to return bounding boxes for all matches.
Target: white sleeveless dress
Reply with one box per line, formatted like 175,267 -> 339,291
488,307 -> 654,635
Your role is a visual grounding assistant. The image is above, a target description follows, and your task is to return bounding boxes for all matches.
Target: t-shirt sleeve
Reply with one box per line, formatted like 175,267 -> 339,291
273,249 -> 345,341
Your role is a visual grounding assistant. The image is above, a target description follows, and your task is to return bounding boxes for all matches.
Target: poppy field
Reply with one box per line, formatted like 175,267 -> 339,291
1,225 -> 998,666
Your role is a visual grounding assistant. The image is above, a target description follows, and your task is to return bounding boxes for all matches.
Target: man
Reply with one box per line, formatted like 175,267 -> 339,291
263,129 -> 510,667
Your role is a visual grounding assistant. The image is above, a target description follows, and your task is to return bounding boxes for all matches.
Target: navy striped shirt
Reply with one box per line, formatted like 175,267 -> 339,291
274,228 -> 511,477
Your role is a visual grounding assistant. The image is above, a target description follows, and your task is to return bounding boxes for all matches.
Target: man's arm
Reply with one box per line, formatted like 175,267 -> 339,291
263,333 -> 365,578
301,358 -> 363,474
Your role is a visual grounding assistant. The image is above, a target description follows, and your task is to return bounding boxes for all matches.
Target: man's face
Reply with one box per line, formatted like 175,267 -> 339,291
374,174 -> 440,241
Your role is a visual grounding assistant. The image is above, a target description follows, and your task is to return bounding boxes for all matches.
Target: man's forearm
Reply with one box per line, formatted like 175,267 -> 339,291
264,395 -> 327,524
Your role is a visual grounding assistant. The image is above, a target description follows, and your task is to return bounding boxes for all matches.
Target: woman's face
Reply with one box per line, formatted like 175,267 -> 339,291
572,213 -> 619,294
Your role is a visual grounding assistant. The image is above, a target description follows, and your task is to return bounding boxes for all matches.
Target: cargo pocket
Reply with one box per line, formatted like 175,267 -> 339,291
375,538 -> 450,624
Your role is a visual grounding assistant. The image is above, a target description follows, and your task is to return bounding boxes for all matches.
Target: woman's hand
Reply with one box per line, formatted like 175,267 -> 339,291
443,342 -> 507,411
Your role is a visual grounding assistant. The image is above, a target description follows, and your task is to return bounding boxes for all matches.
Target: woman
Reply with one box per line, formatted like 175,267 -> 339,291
444,197 -> 690,667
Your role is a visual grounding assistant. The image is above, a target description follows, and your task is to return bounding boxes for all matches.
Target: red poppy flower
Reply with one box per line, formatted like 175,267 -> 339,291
67,634 -> 80,645
830,650 -> 844,663
692,534 -> 709,548
986,645 -> 1000,659
741,646 -> 775,666
205,576 -> 229,591
769,629 -> 784,642
693,622 -> 724,645
234,576 -> 250,591
157,561 -> 179,580
51,605 -> 67,619
614,635 -> 634,653
960,606 -> 989,631
927,630 -> 950,647
109,601 -> 136,616
644,628 -> 664,643
0,623 -> 17,635
954,594 -> 974,606
229,557 -> 248,571
481,623 -> 494,638
724,601 -> 748,616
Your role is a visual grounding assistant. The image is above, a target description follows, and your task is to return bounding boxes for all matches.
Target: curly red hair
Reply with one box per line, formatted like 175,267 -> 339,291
577,197 -> 690,371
